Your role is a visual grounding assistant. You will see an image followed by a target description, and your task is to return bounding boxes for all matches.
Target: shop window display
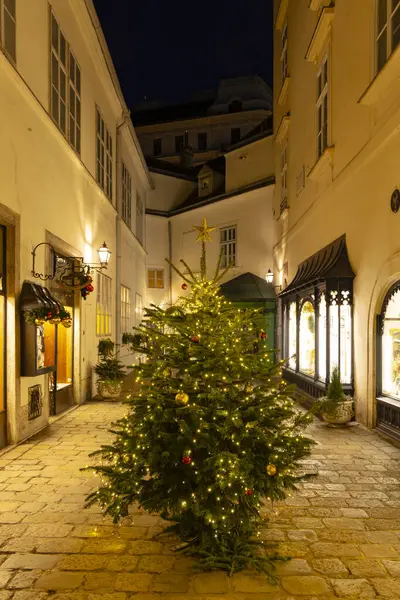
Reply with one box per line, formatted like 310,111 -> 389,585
288,301 -> 297,369
382,288 -> 400,399
299,300 -> 315,376
318,293 -> 327,382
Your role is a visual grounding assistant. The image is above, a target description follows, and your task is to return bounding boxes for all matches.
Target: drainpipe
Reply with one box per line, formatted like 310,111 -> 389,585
168,219 -> 173,306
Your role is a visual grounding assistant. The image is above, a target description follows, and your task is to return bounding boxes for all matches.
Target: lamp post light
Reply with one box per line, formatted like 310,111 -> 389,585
97,242 -> 111,268
266,269 -> 274,284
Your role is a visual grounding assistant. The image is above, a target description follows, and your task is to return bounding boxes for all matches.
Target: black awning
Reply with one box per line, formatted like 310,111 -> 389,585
220,272 -> 276,302
19,281 -> 64,312
280,235 -> 355,297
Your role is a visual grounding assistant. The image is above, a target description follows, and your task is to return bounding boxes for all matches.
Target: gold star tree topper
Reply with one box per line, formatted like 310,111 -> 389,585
192,218 -> 216,243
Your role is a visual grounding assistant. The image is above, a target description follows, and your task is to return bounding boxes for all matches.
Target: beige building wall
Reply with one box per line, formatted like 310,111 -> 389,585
226,136 -> 274,193
0,0 -> 151,444
273,0 -> 400,429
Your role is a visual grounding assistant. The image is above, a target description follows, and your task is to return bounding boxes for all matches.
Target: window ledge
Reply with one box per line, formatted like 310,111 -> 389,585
275,0 -> 289,30
277,77 -> 290,106
309,0 -> 332,11
305,7 -> 335,63
308,145 -> 335,180
359,45 -> 400,107
275,114 -> 291,143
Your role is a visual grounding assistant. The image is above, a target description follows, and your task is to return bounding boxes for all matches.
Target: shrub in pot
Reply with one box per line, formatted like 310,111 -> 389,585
94,354 -> 126,401
313,366 -> 353,425
97,338 -> 115,358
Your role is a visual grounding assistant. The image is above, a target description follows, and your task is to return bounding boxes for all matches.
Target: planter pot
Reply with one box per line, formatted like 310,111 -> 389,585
322,399 -> 354,425
97,380 -> 123,401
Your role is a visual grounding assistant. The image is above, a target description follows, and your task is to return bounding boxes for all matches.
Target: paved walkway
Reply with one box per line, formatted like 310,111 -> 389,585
0,402 -> 398,599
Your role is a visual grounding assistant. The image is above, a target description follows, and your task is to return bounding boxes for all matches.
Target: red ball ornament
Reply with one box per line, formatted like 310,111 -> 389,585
245,488 -> 253,496
182,456 -> 192,465
260,330 -> 267,340
181,283 -> 188,290
47,312 -> 52,318
191,336 -> 200,343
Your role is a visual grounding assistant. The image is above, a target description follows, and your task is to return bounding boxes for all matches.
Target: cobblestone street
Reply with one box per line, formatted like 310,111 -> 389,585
0,402 -> 398,599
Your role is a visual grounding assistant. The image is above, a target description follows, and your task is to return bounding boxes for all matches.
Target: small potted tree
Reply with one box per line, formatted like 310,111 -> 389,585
314,365 -> 353,425
94,354 -> 126,401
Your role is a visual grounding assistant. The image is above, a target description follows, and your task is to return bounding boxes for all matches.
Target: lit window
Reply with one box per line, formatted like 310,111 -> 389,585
136,192 -> 144,245
281,21 -> 288,83
220,226 -> 236,268
288,301 -> 297,370
376,0 -> 400,72
135,292 -> 143,325
281,143 -> 288,212
120,285 -> 131,337
96,107 -> 113,200
96,273 -> 112,336
121,162 -> 132,228
147,269 -> 164,289
299,300 -> 315,377
50,12 -> 81,154
316,56 -> 329,158
1,0 -> 16,62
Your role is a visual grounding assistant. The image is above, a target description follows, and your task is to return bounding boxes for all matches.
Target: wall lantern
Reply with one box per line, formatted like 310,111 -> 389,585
265,269 -> 274,284
31,241 -> 111,284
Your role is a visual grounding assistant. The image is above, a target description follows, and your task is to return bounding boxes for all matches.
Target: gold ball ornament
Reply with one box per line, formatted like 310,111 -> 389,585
175,391 -> 189,405
245,385 -> 254,394
266,464 -> 277,476
62,319 -> 72,328
123,454 -> 130,463
35,318 -> 45,326
163,367 -> 172,377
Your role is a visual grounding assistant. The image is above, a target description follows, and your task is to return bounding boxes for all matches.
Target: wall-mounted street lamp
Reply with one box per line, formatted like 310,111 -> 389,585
265,269 -> 274,284
31,241 -> 111,283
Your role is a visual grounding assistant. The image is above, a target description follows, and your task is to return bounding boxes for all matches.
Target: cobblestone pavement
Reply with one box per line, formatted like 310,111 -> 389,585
0,402 -> 398,599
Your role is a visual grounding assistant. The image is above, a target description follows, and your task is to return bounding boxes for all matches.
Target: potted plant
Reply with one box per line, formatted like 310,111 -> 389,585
98,338 -> 114,357
94,354 -> 126,401
313,365 -> 353,425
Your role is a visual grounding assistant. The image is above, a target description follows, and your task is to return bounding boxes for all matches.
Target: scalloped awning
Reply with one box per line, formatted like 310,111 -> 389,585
279,235 -> 355,297
19,281 -> 64,312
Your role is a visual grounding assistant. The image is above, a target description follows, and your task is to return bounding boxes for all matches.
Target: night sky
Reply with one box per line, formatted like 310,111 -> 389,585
92,0 -> 273,109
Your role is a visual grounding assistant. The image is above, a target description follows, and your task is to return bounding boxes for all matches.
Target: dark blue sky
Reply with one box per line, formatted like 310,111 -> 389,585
93,0 -> 273,108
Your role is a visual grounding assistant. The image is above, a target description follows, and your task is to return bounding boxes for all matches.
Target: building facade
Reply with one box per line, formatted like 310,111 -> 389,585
145,131 -> 276,341
273,0 -> 400,440
133,76 -> 273,165
0,0 -> 151,447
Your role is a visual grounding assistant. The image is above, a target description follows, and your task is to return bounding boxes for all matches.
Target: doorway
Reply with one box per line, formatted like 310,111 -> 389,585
0,227 -> 6,447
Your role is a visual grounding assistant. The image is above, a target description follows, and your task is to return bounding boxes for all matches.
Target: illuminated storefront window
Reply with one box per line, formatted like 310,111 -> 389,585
318,293 -> 327,382
381,288 -> 400,399
299,300 -> 315,376
288,301 -> 297,369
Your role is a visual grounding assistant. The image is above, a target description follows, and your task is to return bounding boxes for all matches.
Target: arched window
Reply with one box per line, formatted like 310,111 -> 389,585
299,300 -> 315,376
380,285 -> 400,399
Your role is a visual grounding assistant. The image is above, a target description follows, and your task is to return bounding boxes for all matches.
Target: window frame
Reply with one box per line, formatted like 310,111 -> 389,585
281,20 -> 288,83
153,138 -> 162,156
376,0 -> 400,73
147,268 -> 164,289
198,132 -> 208,151
96,272 -> 112,337
120,284 -> 131,337
220,225 -> 237,269
0,0 -> 16,63
121,161 -> 132,228
96,106 -> 113,201
136,191 -> 144,246
316,54 -> 329,159
50,10 -> 81,154
175,135 -> 184,153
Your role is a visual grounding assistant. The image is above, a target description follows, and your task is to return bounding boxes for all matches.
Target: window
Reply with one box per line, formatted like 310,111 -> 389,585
120,285 -> 131,336
147,268 -> 164,289
281,21 -> 288,82
316,56 -> 329,158
175,135 -> 184,153
153,138 -> 162,156
299,301 -> 315,377
96,273 -> 112,336
288,301 -> 297,370
199,176 -> 211,197
121,162 -> 132,227
376,0 -> 400,72
136,191 -> 144,245
135,292 -> 143,325
220,226 -> 236,268
0,0 -> 16,62
96,107 -> 113,200
51,12 -> 81,153
198,132 -> 207,151
281,143 -> 288,211
231,128 -> 241,144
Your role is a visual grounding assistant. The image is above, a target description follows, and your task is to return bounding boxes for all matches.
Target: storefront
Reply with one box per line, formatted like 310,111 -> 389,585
376,283 -> 400,440
280,235 -> 355,398
0,226 -> 6,448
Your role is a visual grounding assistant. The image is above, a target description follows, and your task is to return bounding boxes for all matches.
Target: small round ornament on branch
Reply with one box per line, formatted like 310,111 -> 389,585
163,367 -> 172,377
181,283 -> 188,290
245,385 -> 254,394
260,330 -> 267,340
191,336 -> 200,344
266,464 -> 277,476
182,455 -> 192,465
175,391 -> 189,405
245,488 -> 253,496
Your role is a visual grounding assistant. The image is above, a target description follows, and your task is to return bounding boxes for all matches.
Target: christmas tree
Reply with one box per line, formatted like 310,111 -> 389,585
85,218 -> 314,578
